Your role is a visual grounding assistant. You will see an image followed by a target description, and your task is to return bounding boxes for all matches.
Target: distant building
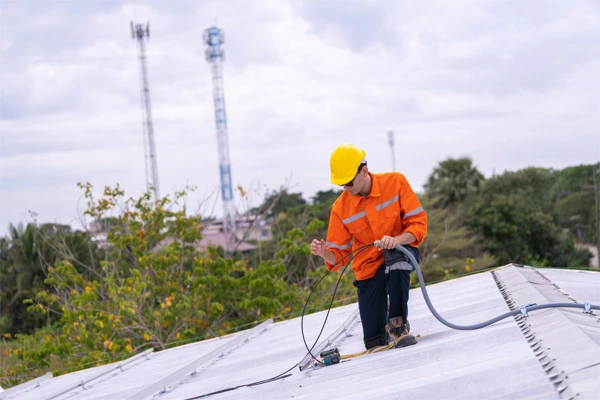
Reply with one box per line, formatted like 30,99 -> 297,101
87,215 -> 272,254
198,215 -> 272,253
197,231 -> 257,253
88,220 -> 109,247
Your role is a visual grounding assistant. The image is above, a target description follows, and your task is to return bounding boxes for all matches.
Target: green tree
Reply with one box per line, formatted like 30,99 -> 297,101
257,189 -> 307,219
558,191 -> 595,242
419,195 -> 496,282
553,163 -> 598,193
1,221 -> 105,336
310,189 -> 342,228
311,189 -> 342,206
4,183 -> 305,384
0,223 -> 47,334
553,163 -> 599,243
469,169 -> 590,267
424,157 -> 484,208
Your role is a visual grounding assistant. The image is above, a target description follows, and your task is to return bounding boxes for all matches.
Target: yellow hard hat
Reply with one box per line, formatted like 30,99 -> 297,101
330,144 -> 366,185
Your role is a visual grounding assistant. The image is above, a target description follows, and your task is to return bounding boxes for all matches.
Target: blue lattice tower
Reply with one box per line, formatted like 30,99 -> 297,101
131,21 -> 160,202
204,26 -> 236,234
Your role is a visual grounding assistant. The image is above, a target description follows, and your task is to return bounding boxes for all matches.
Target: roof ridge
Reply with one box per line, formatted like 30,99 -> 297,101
493,265 -> 600,400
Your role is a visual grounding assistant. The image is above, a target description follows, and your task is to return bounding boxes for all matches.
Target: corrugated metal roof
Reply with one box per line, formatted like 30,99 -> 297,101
2,265 -> 599,400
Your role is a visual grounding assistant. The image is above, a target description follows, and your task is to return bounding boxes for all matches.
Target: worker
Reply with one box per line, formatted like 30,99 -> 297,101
310,144 -> 427,350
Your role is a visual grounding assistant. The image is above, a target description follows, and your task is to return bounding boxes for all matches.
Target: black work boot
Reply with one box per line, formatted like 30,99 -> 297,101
364,333 -> 388,350
386,316 -> 417,348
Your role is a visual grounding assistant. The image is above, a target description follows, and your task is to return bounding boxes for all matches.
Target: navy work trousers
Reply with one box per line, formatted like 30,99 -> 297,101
353,245 -> 420,346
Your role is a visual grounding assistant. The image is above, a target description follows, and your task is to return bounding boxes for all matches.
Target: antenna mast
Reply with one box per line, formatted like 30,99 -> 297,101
203,26 -> 236,234
388,131 -> 396,171
131,21 -> 160,202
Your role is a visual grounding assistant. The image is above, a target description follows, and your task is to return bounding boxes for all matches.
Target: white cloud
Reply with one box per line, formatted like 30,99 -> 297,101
1,0 -> 598,236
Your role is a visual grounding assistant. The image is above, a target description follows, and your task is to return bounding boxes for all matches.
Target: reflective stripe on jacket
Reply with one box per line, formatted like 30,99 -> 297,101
325,172 -> 427,281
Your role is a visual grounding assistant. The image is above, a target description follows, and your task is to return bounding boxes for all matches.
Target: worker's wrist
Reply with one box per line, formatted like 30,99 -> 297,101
324,251 -> 335,265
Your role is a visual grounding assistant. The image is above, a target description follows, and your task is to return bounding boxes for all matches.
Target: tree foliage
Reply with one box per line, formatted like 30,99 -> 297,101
2,184 -> 306,385
0,222 -> 92,335
469,168 -> 591,266
424,157 -> 484,207
259,190 -> 307,218
0,223 -> 46,334
553,163 -> 599,243
418,195 -> 496,282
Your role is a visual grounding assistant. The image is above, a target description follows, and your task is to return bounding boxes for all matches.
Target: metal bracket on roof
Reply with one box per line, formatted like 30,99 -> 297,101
126,318 -> 274,400
520,303 -> 537,318
31,349 -> 154,400
583,302 -> 591,314
0,372 -> 52,399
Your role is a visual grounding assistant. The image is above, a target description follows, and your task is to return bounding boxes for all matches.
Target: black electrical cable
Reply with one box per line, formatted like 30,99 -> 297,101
186,242 -> 600,399
299,243 -> 374,366
183,243 -> 375,400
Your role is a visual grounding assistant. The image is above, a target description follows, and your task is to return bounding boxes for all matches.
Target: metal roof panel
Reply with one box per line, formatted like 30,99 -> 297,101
3,265 -> 598,400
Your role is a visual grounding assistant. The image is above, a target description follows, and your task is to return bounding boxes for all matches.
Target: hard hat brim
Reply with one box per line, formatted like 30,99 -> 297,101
331,171 -> 356,186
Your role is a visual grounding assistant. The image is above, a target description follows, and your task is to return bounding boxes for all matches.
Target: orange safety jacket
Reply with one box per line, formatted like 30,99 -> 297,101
325,172 -> 427,281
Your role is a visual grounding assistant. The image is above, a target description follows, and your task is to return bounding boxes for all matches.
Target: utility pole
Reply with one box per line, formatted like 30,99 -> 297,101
388,131 -> 396,171
204,26 -> 236,234
594,165 -> 600,267
131,21 -> 160,202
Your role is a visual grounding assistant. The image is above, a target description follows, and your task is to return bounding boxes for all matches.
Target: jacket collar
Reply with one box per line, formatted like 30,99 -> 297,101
348,172 -> 381,207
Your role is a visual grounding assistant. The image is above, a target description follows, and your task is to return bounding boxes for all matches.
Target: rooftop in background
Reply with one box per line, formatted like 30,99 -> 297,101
2,264 -> 599,400
198,231 -> 257,253
89,216 -> 272,253
199,216 -> 273,253
202,216 -> 272,243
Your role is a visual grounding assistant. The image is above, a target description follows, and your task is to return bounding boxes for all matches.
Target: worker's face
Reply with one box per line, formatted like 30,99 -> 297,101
342,166 -> 366,195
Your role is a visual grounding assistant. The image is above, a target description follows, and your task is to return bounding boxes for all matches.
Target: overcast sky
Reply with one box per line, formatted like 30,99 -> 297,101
1,0 -> 599,237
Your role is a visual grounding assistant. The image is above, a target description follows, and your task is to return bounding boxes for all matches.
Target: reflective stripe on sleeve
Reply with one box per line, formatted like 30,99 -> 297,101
403,206 -> 424,219
375,194 -> 399,211
326,240 -> 353,250
342,211 -> 366,225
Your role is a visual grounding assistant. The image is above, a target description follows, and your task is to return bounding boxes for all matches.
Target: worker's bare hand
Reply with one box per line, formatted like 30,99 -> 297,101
378,235 -> 399,250
310,239 -> 327,258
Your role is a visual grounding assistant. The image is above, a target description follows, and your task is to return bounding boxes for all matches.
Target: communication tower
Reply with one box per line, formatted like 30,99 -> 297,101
203,26 -> 236,233
131,21 -> 160,202
388,131 -> 397,171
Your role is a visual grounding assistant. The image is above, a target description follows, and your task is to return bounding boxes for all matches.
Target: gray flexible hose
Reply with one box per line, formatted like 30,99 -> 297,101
394,244 -> 600,330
